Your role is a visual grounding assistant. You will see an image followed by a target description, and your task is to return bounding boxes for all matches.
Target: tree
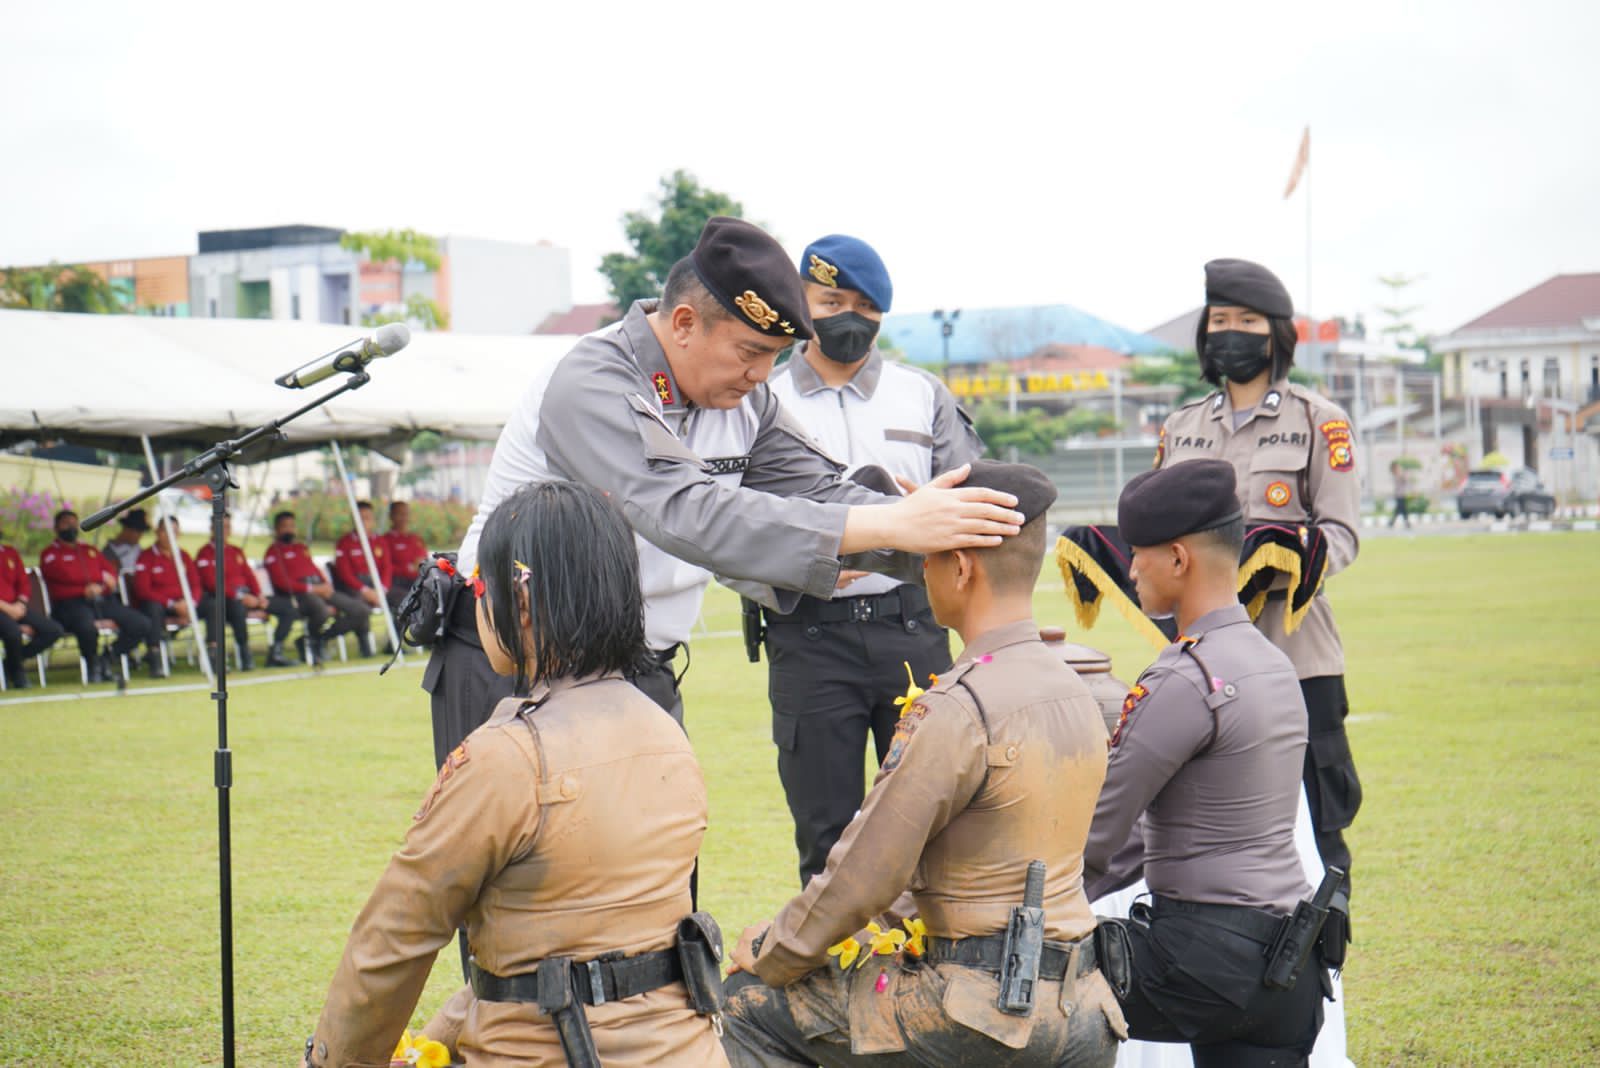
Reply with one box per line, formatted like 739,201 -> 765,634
0,262 -> 126,313
598,171 -> 745,310
340,229 -> 449,330
1376,272 -> 1424,350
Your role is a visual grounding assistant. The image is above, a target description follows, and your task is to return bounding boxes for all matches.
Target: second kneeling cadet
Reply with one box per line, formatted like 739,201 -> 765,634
723,460 -> 1123,1068
1084,460 -> 1342,1068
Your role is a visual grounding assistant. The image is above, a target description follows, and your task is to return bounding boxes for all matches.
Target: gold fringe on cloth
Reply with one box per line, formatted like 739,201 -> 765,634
1054,536 -> 1168,651
1236,540 -> 1316,634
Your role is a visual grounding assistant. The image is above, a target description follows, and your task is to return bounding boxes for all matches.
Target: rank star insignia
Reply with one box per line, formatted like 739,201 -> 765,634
808,254 -> 839,287
653,372 -> 674,405
734,290 -> 780,330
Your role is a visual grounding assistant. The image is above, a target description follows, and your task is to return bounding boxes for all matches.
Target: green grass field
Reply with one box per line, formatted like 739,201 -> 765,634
2,533 -> 1597,1065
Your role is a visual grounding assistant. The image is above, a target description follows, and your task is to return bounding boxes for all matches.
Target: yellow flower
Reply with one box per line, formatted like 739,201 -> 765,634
892,662 -> 926,719
827,935 -> 862,971
865,921 -> 906,963
902,917 -> 927,958
391,1030 -> 450,1068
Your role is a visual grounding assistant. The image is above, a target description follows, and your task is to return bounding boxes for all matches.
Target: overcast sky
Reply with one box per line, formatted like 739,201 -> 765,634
3,0 -> 1595,339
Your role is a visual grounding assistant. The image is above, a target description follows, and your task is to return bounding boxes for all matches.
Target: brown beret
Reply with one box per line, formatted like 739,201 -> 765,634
690,217 -> 814,341
962,459 -> 1057,523
1118,459 -> 1241,546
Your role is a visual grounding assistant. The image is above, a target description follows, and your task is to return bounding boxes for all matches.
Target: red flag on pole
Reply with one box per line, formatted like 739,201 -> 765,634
1283,126 -> 1310,200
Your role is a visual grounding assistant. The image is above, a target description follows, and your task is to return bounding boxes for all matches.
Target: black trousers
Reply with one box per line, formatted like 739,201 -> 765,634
386,576 -> 415,614
199,594 -> 254,648
51,596 -> 150,660
1117,900 -> 1327,1067
1389,494 -> 1411,526
136,600 -> 177,660
0,607 -> 64,671
1301,675 -> 1361,876
765,588 -> 951,887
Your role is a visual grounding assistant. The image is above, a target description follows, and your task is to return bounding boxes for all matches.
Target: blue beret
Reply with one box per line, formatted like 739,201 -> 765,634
800,234 -> 893,314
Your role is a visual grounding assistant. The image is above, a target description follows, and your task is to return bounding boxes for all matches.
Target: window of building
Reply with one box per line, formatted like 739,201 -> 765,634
1543,357 -> 1560,398
292,294 -> 301,320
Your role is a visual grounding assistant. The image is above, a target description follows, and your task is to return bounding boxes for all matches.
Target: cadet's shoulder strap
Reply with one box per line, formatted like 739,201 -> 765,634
1178,636 -> 1238,751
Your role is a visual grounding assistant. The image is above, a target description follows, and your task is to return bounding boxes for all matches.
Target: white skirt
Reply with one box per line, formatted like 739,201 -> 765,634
1091,790 -> 1351,1067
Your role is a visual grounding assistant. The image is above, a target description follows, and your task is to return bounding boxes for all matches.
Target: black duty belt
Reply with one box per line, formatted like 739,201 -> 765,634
925,932 -> 1097,981
1151,895 -> 1287,944
471,948 -> 682,1006
769,585 -> 929,626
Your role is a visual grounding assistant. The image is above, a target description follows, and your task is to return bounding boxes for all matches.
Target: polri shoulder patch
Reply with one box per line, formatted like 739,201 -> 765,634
414,741 -> 471,822
1110,684 -> 1149,749
1320,419 -> 1355,472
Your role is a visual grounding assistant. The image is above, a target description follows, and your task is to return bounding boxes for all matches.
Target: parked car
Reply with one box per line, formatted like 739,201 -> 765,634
1457,467 -> 1556,519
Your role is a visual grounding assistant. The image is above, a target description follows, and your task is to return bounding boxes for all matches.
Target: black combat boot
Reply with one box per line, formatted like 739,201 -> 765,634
265,641 -> 291,668
237,641 -> 255,672
358,631 -> 376,659
147,650 -> 168,680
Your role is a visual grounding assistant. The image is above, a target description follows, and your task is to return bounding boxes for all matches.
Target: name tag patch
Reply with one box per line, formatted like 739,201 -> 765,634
704,455 -> 751,475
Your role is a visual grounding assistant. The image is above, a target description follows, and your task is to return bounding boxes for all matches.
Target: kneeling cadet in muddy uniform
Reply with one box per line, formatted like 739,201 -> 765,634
303,481 -> 728,1068
723,460 -> 1124,1068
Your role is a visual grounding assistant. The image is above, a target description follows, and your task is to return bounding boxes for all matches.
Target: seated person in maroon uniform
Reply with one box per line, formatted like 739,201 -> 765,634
131,518 -> 202,679
0,537 -> 64,688
379,500 -> 428,612
197,512 -> 294,671
39,509 -> 152,685
263,510 -> 367,664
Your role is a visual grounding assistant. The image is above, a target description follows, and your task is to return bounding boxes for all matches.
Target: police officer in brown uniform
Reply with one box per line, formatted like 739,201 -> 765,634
304,482 -> 728,1068
1154,259 -> 1362,877
1085,460 -> 1335,1068
722,461 -> 1122,1068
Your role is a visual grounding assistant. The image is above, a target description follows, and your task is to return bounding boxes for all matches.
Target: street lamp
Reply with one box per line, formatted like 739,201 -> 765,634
932,308 -> 961,381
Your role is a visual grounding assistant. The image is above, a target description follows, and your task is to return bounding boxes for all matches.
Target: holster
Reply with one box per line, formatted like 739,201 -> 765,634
676,911 -> 728,1018
740,598 -> 765,663
1319,889 -> 1351,972
399,552 -> 461,648
536,957 -> 601,1068
1092,918 -> 1134,1002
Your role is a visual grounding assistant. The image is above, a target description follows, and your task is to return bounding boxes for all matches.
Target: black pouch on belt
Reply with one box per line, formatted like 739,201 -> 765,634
676,912 -> 728,1017
1092,918 -> 1134,1001
536,957 -> 600,1068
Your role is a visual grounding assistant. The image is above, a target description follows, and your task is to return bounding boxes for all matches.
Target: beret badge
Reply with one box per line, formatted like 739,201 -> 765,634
734,289 -> 786,332
808,254 -> 840,287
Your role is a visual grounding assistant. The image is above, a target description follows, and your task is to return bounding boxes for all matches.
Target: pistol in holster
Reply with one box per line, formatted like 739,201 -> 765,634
1263,865 -> 1347,990
998,859 -> 1048,1016
535,957 -> 601,1068
740,597 -> 766,664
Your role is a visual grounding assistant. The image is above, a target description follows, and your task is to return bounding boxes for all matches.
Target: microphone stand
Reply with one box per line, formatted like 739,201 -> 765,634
82,370 -> 372,1068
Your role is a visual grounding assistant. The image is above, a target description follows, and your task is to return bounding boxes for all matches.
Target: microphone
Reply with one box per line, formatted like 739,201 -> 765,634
275,323 -> 411,389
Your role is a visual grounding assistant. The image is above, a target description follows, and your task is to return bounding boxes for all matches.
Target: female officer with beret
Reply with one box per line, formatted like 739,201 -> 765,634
1153,258 -> 1362,881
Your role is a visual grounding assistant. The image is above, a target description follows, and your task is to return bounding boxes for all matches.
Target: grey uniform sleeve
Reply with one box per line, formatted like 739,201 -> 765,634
537,356 -> 851,598
1305,402 -> 1361,577
1083,668 -> 1213,892
930,383 -> 985,474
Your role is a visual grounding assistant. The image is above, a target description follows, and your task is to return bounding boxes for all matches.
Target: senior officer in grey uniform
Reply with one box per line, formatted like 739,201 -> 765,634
723,461 -> 1122,1068
764,234 -> 984,888
424,217 -> 1024,769
1155,258 -> 1362,879
1085,460 -> 1336,1068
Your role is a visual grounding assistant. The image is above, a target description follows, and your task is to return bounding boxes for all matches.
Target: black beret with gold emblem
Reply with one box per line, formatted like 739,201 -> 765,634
690,217 -> 814,340
960,459 -> 1057,524
1117,459 -> 1242,547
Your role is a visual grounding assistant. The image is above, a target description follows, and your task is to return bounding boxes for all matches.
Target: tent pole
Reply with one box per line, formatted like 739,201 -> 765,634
142,435 -> 211,682
330,440 -> 403,665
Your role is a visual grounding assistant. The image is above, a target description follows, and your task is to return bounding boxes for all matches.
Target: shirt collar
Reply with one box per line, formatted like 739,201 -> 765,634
621,300 -> 687,415
786,342 -> 883,400
1206,380 -> 1288,427
954,618 -> 1040,662
1185,603 -> 1252,636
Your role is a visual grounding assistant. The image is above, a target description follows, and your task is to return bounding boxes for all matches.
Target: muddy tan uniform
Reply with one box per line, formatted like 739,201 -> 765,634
1157,380 -> 1363,873
307,676 -> 727,1068
724,621 -> 1123,1066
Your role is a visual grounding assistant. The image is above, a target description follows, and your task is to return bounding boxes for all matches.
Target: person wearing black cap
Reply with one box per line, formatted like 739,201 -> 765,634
1155,258 -> 1362,880
1083,460 -> 1337,1068
104,508 -> 150,573
760,233 -> 984,888
723,460 -> 1122,1068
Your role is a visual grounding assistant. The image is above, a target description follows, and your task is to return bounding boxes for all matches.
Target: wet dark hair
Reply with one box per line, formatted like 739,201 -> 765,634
1194,309 -> 1297,386
976,513 -> 1050,595
477,480 -> 650,694
660,257 -> 732,326
273,510 -> 295,528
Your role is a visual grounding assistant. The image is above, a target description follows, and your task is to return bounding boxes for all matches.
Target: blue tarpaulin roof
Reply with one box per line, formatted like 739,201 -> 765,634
881,304 -> 1166,365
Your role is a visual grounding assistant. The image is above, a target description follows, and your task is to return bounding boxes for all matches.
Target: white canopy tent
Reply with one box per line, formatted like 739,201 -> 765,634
1,308 -> 579,675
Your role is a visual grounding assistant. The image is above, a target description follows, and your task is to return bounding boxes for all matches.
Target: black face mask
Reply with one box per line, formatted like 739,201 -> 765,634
58,528 -> 79,543
277,532 -> 296,544
812,311 -> 879,365
1205,329 -> 1272,384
